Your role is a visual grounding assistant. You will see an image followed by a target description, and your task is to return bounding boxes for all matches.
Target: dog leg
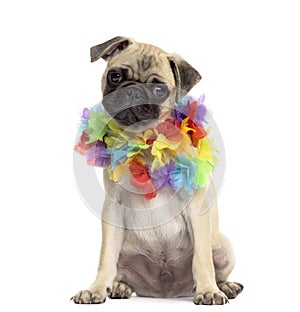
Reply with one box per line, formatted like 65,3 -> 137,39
71,208 -> 124,304
213,234 -> 244,299
188,188 -> 228,305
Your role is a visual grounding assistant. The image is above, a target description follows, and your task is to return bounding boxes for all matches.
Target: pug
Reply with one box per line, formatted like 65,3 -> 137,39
71,36 -> 243,305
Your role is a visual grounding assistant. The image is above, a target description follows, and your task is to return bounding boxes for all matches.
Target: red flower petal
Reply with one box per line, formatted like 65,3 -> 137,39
129,160 -> 157,199
174,120 -> 181,129
74,132 -> 97,155
143,181 -> 157,200
130,178 -> 157,200
146,138 -> 155,145
187,100 -> 198,121
129,160 -> 150,183
187,120 -> 207,147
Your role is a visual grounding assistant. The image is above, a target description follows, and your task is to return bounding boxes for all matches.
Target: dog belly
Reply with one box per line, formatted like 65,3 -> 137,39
116,213 -> 194,297
117,252 -> 193,298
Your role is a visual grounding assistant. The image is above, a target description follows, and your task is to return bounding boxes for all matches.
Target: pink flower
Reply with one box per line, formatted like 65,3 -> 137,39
74,132 -> 96,155
156,120 -> 182,142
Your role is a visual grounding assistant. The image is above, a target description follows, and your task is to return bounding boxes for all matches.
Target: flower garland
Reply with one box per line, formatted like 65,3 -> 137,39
74,95 -> 215,200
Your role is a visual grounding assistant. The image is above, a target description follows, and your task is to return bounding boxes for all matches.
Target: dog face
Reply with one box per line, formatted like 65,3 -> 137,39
91,37 -> 202,128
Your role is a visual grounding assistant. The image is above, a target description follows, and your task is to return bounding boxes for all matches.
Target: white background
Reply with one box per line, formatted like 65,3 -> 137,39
1,0 -> 300,311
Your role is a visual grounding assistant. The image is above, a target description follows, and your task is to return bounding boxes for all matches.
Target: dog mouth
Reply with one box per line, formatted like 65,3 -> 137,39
113,105 -> 160,126
102,83 -> 170,127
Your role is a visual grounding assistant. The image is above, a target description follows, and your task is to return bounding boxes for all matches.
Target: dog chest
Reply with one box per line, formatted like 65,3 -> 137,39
122,210 -> 193,262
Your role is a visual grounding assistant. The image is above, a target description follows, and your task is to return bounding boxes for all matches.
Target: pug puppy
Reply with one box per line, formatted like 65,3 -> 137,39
71,36 -> 243,305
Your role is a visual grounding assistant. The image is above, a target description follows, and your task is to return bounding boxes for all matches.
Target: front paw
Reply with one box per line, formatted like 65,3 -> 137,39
218,281 -> 244,299
71,290 -> 106,304
109,281 -> 133,299
193,290 -> 228,305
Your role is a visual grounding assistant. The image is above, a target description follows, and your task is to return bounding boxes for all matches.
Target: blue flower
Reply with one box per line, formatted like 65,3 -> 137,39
106,143 -> 135,169
170,157 -> 198,195
79,118 -> 89,132
91,103 -> 105,113
177,95 -> 193,110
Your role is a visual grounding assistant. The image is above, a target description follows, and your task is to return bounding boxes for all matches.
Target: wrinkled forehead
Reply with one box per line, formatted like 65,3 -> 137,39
105,43 -> 176,86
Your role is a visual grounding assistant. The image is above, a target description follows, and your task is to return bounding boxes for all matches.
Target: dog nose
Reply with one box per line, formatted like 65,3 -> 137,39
126,88 -> 141,100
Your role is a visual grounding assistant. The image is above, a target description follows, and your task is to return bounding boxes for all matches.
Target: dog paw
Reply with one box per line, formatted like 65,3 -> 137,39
217,281 -> 244,299
71,290 -> 106,304
109,281 -> 133,299
193,291 -> 228,305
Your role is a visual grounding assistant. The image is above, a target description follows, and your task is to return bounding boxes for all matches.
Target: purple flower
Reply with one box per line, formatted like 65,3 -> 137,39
81,108 -> 90,119
150,160 -> 176,190
174,95 -> 208,125
174,108 -> 187,123
198,94 -> 205,105
86,141 -> 111,168
195,95 -> 207,124
174,96 -> 189,122
196,104 -> 207,124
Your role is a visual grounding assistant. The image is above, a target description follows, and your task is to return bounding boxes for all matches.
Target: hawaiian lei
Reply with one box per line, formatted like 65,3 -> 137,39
74,95 -> 215,200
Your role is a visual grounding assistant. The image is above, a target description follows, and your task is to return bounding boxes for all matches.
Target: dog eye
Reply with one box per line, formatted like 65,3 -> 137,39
108,70 -> 123,84
153,85 -> 167,97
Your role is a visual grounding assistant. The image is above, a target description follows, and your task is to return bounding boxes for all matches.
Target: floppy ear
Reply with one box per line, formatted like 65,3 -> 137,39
169,54 -> 201,96
90,36 -> 133,62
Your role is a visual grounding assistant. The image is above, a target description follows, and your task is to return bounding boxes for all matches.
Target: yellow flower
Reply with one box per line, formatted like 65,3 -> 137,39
109,159 -> 130,182
196,137 -> 215,164
151,134 -> 181,170
181,117 -> 195,135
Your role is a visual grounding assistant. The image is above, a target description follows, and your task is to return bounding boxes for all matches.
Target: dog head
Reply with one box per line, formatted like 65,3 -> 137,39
91,36 -> 201,129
